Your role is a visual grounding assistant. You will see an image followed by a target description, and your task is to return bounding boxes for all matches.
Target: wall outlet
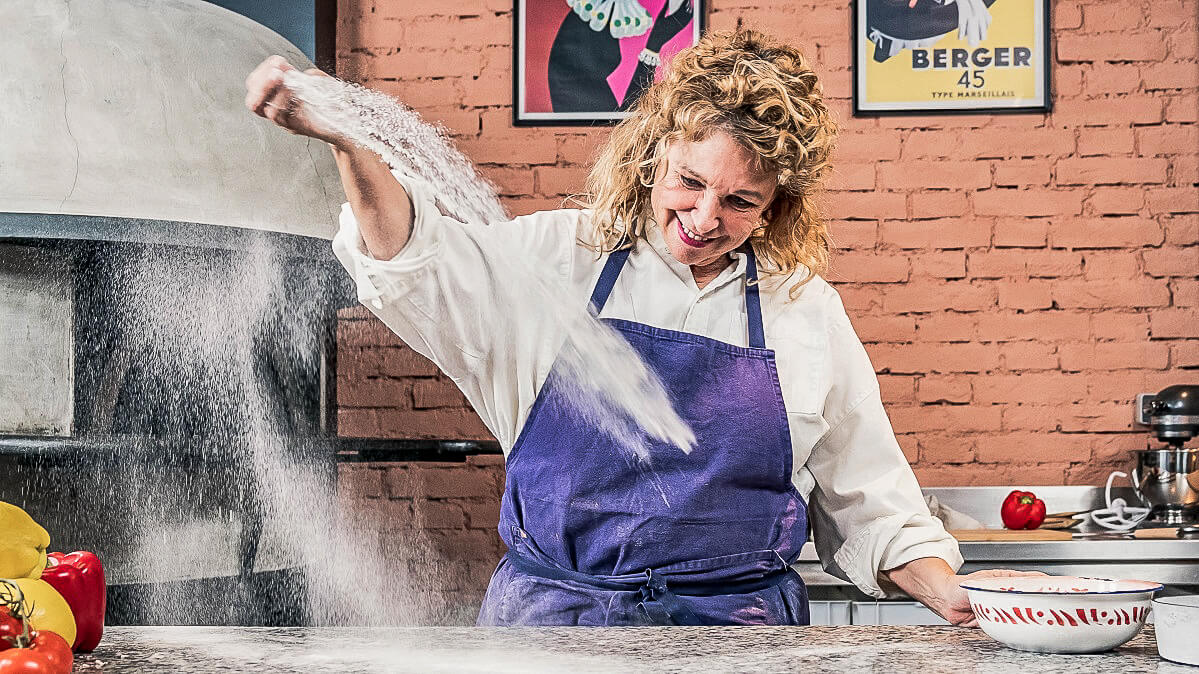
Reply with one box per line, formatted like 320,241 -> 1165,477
1135,393 -> 1156,426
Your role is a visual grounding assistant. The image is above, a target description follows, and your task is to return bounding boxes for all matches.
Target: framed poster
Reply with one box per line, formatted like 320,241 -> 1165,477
853,0 -> 1051,115
515,0 -> 705,126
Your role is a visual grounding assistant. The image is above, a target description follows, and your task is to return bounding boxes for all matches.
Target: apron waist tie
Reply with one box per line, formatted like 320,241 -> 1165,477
503,550 -> 795,626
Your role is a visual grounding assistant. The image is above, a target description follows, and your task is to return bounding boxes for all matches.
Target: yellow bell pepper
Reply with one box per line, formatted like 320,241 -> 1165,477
0,578 -> 77,647
0,501 -> 50,579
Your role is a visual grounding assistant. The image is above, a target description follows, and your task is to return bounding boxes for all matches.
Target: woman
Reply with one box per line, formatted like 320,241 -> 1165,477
246,29 -> 1032,626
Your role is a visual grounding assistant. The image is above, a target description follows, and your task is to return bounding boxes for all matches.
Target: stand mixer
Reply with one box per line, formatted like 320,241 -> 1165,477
1133,384 -> 1199,526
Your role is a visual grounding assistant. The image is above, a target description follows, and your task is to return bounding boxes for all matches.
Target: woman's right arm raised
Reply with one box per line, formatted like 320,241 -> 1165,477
245,55 -> 413,260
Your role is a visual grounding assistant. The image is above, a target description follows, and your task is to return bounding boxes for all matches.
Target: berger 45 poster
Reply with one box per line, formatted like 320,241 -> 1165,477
854,0 -> 1050,114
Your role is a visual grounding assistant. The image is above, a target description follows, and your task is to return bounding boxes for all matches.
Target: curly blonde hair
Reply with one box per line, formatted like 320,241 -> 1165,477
582,29 -> 838,293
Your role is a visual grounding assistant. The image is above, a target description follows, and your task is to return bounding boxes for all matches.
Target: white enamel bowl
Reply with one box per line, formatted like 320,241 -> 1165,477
1153,595 -> 1199,665
960,576 -> 1163,654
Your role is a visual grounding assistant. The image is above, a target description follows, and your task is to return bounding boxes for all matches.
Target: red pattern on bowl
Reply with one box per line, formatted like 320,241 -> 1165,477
961,576 -> 1163,654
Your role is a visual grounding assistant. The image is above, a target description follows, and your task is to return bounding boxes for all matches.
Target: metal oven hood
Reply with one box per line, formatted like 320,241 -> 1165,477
0,0 -> 343,241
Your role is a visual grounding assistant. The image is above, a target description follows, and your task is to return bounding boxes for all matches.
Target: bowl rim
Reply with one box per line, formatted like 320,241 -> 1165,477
1153,594 -> 1199,608
960,576 -> 1165,595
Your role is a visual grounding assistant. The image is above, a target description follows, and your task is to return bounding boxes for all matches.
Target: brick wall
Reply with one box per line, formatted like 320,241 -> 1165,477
330,0 -> 1197,621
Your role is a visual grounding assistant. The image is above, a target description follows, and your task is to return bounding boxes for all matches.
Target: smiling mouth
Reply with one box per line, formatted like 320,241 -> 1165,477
676,219 -> 713,248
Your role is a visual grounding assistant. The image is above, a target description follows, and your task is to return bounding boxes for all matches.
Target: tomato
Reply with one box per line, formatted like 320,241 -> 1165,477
0,608 -> 23,651
0,623 -> 72,674
0,647 -> 56,673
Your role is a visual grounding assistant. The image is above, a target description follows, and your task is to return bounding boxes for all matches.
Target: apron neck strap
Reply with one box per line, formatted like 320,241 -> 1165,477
589,241 -> 766,349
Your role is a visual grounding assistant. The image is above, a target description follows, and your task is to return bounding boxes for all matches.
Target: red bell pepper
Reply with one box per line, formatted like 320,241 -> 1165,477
1001,490 -> 1047,530
39,552 -> 105,652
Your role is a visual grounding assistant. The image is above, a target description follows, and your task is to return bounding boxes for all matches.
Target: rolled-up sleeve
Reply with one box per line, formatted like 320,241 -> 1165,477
805,295 -> 963,598
330,170 -> 586,449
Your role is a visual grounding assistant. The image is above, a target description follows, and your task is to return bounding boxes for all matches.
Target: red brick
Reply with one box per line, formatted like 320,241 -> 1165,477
1059,342 -> 1171,371
868,342 -> 1000,374
828,163 -> 876,191
413,379 -> 468,409
1173,340 -> 1199,367
998,280 -> 1053,310
974,190 -> 1084,217
367,409 -> 494,440
413,499 -> 467,529
993,218 -> 1049,247
896,433 -> 920,464
917,375 -> 972,403
1143,247 -> 1199,276
976,311 -> 1090,341
910,191 -> 969,218
849,315 -> 918,343
1088,187 -> 1145,215
1174,279 -> 1199,305
337,465 -> 385,500
458,132 -> 558,165
990,464 -> 1069,486
1054,64 -> 1085,97
505,196 -> 570,216
975,373 -> 1086,405
830,220 -> 879,249
1049,217 -> 1165,248
339,377 -> 411,408
480,166 -> 535,196
887,405 -> 1003,433
377,346 -> 441,377
976,433 -> 1091,463
915,313 -> 979,342
463,500 -> 501,529
535,165 -> 590,196
878,162 -> 991,190
1168,23 -> 1199,58
1083,3 -> 1144,32
917,432 -> 975,463
1147,188 -> 1199,214
1076,127 -> 1136,157
1002,404 -> 1061,431
1081,251 -> 1142,280
1057,158 -> 1170,186
836,131 -> 902,162
1165,94 -> 1199,123
1090,312 -> 1151,341
557,134 -> 607,165
1054,279 -> 1171,308
1142,61 -> 1199,91
879,376 -> 917,405
1058,403 -> 1136,432
953,129 -> 1075,159
879,219 -> 991,249
1052,96 -> 1165,127
883,282 -> 997,313
993,160 -> 1052,187
824,191 -> 907,220
1057,31 -> 1169,62
901,130 -> 961,160
999,342 -> 1059,370
1164,214 -> 1199,245
833,284 -> 885,312
1150,309 -> 1199,338
829,253 -> 910,283
1138,125 -> 1199,158
910,251 -> 967,279
370,77 -> 464,108
1148,0 -> 1198,28
967,249 -> 1083,278
1082,64 -> 1144,97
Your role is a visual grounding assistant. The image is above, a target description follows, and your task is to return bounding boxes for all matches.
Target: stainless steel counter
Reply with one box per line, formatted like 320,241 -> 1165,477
72,625 -> 1186,673
795,486 -> 1199,616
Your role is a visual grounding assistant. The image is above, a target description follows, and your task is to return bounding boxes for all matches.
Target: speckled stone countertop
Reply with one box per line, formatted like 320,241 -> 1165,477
71,625 -> 1191,673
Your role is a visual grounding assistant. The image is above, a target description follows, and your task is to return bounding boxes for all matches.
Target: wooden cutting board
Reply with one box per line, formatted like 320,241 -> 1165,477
949,528 -> 1073,541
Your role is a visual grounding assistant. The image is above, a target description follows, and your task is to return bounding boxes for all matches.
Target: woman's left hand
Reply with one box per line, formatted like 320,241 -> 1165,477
937,568 -> 1047,627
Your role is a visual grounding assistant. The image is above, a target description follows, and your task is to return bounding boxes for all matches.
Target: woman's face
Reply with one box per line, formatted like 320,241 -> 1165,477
650,130 -> 778,272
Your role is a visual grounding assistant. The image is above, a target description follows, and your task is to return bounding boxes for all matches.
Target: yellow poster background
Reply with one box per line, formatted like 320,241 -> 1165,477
859,0 -> 1045,110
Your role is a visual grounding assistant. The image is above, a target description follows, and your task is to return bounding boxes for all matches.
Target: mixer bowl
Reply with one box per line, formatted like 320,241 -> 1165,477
1132,448 -> 1199,523
961,576 -> 1162,654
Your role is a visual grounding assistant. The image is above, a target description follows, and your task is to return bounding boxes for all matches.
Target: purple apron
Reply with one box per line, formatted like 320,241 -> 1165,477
477,243 -> 809,626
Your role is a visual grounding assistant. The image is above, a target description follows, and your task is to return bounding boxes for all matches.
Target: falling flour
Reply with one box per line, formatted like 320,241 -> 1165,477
283,70 -> 696,461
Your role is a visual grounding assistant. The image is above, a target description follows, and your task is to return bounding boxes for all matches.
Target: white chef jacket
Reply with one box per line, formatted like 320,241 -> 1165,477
332,171 -> 964,599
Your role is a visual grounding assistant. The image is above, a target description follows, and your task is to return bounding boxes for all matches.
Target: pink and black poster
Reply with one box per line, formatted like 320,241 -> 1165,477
515,0 -> 704,125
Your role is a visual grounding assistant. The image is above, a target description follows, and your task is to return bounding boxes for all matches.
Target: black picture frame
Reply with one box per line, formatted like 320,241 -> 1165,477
851,0 -> 1052,116
513,0 -> 707,127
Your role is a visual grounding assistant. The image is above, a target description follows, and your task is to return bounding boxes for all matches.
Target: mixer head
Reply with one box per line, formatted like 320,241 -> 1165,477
1137,385 -> 1199,447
